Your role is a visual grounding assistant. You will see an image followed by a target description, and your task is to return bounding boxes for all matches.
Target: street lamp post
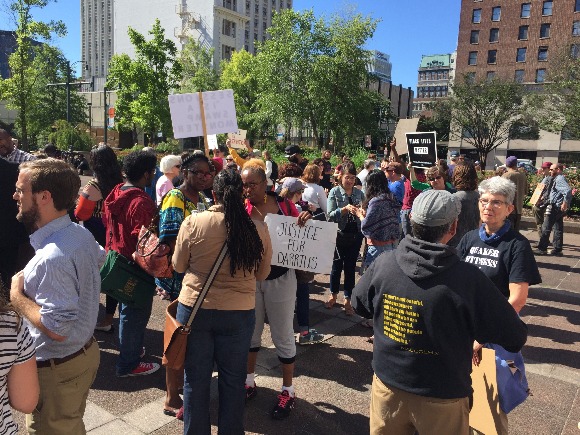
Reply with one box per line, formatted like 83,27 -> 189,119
87,102 -> 92,136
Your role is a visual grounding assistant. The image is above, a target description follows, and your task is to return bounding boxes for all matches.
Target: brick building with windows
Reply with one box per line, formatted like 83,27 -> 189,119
450,0 -> 580,167
456,0 -> 580,84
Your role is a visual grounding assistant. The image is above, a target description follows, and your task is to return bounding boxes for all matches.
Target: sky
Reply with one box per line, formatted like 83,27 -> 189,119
0,0 -> 461,90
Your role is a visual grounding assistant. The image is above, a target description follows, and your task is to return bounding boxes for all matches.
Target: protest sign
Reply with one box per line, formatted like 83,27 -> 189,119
405,131 -> 437,169
207,134 -> 218,150
469,347 -> 500,435
228,129 -> 247,149
529,183 -> 545,206
168,93 -> 203,138
168,90 -> 238,139
264,214 -> 338,275
201,89 -> 238,135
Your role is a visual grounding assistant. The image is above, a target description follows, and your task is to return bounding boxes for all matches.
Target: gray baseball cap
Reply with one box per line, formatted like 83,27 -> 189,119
411,190 -> 461,227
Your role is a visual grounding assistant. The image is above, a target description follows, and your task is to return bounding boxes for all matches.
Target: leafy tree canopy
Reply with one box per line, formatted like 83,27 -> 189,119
107,19 -> 182,143
446,76 -> 525,167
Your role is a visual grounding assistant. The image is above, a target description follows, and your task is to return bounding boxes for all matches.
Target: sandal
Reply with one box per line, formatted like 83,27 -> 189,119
344,305 -> 355,316
163,408 -> 178,417
325,297 -> 337,309
163,406 -> 184,420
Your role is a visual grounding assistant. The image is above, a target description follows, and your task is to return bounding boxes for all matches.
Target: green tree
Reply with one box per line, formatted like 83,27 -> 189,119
180,38 -> 219,93
220,49 -> 266,139
254,9 -> 387,147
0,0 -> 66,150
28,46 -> 87,146
47,119 -> 91,151
417,99 -> 452,141
446,76 -> 526,167
106,19 -> 182,144
533,44 -> 580,138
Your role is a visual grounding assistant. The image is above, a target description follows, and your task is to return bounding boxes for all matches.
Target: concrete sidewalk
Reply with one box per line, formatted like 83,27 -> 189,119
15,229 -> 580,434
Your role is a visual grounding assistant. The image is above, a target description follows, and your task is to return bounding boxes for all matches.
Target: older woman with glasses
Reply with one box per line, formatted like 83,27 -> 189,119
457,176 -> 540,433
156,155 -> 182,205
158,154 -> 212,419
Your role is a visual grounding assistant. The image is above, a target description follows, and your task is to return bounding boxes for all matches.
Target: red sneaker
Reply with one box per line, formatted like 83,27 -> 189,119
119,362 -> 160,377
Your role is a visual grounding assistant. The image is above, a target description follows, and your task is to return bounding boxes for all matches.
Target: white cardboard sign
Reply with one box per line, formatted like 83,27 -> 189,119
168,93 -> 203,138
227,129 -> 247,149
264,214 -> 338,274
207,134 -> 218,150
168,89 -> 239,139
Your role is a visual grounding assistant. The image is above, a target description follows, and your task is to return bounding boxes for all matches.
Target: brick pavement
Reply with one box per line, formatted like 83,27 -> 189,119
14,229 -> 580,434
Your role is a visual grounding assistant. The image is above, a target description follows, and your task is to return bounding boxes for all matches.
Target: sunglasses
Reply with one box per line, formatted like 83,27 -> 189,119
428,175 -> 443,181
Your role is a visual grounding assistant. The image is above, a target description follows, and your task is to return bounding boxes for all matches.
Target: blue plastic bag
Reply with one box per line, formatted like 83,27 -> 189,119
486,343 -> 530,414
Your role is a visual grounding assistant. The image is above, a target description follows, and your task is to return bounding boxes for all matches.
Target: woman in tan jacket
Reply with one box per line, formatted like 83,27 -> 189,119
172,169 -> 272,435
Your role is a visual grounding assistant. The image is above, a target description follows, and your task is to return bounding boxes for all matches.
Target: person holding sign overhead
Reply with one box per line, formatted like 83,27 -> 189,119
241,160 -> 311,420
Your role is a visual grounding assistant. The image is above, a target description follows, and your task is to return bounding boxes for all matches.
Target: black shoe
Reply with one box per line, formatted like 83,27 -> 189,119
532,248 -> 547,255
548,249 -> 563,256
271,390 -> 295,420
245,383 -> 257,402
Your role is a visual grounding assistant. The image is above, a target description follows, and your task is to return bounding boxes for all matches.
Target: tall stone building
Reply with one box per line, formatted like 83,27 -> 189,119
412,53 -> 456,116
80,0 -> 114,89
81,0 -> 292,90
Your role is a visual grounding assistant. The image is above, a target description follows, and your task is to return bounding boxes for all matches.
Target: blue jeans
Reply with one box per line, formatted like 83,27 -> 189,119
116,297 -> 153,376
330,235 -> 364,299
296,282 -> 310,331
363,244 -> 396,269
177,303 -> 255,435
400,209 -> 412,239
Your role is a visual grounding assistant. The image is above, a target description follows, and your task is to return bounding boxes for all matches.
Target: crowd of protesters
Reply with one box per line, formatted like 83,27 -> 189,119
0,124 -> 575,435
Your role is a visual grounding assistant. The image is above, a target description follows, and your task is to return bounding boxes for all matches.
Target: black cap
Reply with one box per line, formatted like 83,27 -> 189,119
284,145 -> 303,158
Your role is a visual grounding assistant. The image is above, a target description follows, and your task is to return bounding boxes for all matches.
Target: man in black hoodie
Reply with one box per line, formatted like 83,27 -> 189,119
352,189 -> 527,435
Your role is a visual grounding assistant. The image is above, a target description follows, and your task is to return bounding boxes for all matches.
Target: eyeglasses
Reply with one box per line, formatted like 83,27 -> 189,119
479,199 -> 507,208
428,175 -> 443,181
343,176 -> 356,181
187,170 -> 213,178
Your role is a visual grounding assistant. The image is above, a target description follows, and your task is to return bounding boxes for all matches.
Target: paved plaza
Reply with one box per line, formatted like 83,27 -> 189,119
14,228 -> 580,434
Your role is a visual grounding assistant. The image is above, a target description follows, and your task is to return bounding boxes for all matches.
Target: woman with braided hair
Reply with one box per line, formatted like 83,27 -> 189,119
172,169 -> 272,435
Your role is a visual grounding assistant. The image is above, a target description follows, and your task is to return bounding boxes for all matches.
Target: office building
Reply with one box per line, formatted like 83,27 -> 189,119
368,50 -> 392,82
450,0 -> 580,167
81,0 -> 114,89
0,30 -> 42,79
412,53 -> 456,116
113,0 -> 292,67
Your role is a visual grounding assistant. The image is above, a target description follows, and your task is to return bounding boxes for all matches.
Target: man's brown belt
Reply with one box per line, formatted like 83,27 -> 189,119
36,336 -> 96,368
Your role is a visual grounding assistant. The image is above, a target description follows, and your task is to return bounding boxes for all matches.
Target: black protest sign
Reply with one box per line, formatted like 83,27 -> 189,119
405,132 -> 438,169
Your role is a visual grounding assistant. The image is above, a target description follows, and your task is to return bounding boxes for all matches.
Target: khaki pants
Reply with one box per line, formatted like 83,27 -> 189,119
27,341 -> 100,435
370,374 -> 469,435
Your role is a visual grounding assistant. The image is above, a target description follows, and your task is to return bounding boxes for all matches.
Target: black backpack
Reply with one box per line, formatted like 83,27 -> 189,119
269,160 -> 279,182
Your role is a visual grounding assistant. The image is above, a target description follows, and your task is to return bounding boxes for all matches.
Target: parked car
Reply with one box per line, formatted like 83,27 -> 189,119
517,162 -> 537,174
